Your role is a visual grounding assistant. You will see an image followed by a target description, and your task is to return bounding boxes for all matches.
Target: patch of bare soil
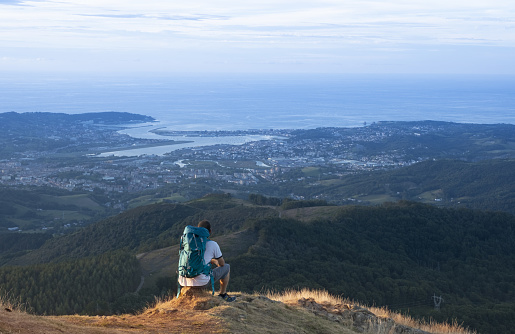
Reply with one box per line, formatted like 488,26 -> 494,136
1,289 -> 227,334
1,307 -> 109,334
63,288 -> 227,334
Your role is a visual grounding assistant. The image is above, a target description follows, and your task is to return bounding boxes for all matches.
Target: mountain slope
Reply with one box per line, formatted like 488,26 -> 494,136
8,196 -> 277,266
1,289 -> 472,334
135,201 -> 515,334
228,203 -> 515,334
1,196 -> 513,333
317,159 -> 515,213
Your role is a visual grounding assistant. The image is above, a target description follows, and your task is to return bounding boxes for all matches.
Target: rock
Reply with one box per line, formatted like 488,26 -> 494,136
255,295 -> 279,303
295,298 -> 431,334
174,286 -> 223,310
178,286 -> 210,298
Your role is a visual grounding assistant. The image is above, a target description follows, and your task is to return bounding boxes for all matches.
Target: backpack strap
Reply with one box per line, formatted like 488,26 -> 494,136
176,280 -> 182,298
177,234 -> 184,298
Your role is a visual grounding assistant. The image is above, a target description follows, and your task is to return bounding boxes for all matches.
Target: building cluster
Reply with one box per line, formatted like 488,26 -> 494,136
1,124 -> 431,196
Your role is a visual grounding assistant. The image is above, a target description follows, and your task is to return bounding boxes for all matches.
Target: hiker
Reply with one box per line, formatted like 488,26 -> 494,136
178,220 -> 235,302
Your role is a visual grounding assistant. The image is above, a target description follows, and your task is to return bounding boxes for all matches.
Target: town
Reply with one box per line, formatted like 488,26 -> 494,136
0,120 -> 433,199
2,112 -> 514,203
1,112 -> 515,233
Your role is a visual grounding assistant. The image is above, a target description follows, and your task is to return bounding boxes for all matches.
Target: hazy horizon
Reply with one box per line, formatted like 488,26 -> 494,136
1,0 -> 514,75
1,74 -> 514,132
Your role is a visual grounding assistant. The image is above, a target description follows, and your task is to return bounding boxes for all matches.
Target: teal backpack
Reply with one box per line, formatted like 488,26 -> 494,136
177,225 -> 215,297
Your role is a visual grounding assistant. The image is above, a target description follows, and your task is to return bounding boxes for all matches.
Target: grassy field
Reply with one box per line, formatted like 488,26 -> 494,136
359,194 -> 399,204
302,167 -> 322,177
40,194 -> 101,210
1,192 -> 108,232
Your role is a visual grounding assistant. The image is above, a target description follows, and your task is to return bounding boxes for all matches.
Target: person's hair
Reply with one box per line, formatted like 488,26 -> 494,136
198,220 -> 211,233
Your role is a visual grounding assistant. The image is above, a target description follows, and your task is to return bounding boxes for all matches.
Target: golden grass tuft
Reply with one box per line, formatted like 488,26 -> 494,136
266,288 -> 349,305
145,288 -> 224,314
266,288 -> 476,334
367,305 -> 476,334
0,291 -> 27,313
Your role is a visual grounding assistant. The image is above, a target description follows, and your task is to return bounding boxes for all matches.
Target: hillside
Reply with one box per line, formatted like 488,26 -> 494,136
316,159 -> 515,213
0,289 -> 473,334
0,187 -> 111,240
5,195 -> 276,266
134,201 -> 515,334
1,195 -> 514,333
0,111 -> 155,158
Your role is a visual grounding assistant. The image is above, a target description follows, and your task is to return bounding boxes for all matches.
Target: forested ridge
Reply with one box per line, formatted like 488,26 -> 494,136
0,195 -> 514,333
0,251 -> 140,315
355,159 -> 515,213
236,158 -> 515,215
230,202 -> 515,334
7,197 -> 276,266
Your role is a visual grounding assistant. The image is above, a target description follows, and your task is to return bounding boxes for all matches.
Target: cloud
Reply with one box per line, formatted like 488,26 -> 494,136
0,0 -> 514,73
0,0 -> 21,4
77,13 -> 147,19
76,13 -> 226,21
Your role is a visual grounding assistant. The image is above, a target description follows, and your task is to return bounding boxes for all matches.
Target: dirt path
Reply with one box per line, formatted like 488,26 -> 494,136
135,275 -> 145,293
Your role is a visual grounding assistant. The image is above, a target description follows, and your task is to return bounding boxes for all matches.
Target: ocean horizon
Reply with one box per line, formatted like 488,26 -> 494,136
1,73 -> 514,133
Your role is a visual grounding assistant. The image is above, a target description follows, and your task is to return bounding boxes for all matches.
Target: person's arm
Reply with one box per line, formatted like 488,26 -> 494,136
211,256 -> 225,267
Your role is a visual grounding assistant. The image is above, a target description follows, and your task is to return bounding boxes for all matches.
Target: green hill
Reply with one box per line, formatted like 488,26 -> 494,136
0,187 -> 114,265
309,159 -> 515,213
0,187 -> 110,229
229,203 -> 515,334
6,194 -> 277,265
0,195 -> 514,333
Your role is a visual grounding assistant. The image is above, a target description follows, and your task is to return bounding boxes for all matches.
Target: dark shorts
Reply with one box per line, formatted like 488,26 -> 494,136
202,263 -> 230,288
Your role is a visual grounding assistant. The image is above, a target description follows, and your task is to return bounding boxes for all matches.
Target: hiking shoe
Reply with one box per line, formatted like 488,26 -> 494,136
219,293 -> 236,302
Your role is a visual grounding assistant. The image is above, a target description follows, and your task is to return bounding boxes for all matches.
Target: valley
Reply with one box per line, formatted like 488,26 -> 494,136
0,112 -> 514,333
1,112 -> 515,235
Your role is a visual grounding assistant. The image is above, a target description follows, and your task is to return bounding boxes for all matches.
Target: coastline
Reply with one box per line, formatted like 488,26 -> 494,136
102,124 -> 281,157
96,140 -> 193,157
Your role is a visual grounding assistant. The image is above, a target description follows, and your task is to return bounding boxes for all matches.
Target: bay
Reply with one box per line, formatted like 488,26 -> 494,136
1,73 -> 514,131
1,73 -> 514,156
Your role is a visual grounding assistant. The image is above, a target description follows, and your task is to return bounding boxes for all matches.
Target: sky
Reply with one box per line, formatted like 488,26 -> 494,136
1,0 -> 514,74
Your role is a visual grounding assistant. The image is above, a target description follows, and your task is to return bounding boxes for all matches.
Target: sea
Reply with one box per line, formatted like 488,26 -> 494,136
1,73 -> 514,156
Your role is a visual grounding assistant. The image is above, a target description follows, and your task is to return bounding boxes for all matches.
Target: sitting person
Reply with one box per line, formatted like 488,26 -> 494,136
178,220 -> 235,301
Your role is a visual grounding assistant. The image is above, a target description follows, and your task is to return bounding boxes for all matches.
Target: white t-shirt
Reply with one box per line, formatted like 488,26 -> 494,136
178,240 -> 222,286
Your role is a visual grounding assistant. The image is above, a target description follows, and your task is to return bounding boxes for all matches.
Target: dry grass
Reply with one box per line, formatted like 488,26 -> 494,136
267,288 -> 350,305
368,306 -> 476,334
0,291 -> 27,313
267,288 -> 476,334
1,288 -> 476,334
2,290 -> 226,334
